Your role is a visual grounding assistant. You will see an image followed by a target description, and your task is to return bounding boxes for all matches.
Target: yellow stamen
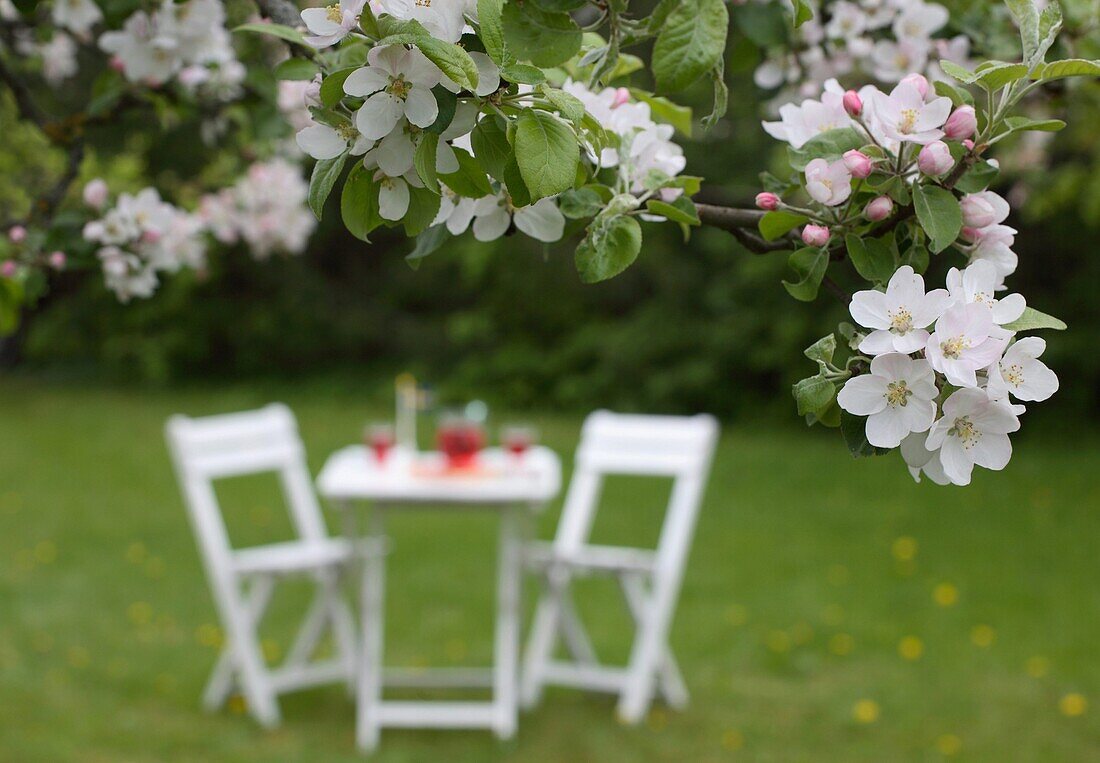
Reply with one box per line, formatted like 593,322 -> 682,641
885,380 -> 912,408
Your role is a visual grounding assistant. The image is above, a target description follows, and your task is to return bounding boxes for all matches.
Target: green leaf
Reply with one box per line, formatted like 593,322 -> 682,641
1004,116 -> 1065,133
759,210 -> 807,241
938,60 -> 977,84
274,58 -> 319,81
439,148 -> 493,198
0,277 -> 24,336
912,184 -> 962,254
786,127 -> 865,170
502,157 -> 531,207
792,374 -> 836,417
513,110 -> 579,202
541,87 -> 586,123
478,0 -> 507,64
1005,0 -> 1041,65
732,2 -> 788,47
841,410 -> 892,457
1032,58 -> 1100,81
415,133 -> 441,192
933,80 -> 974,107
651,0 -> 728,92
782,247 -> 828,302
233,23 -> 307,47
575,215 -> 643,283
308,153 -> 347,220
1002,306 -> 1067,331
320,67 -> 358,108
558,187 -> 605,219
471,116 -> 512,182
791,0 -> 813,26
975,62 -> 1029,90
403,185 -> 442,236
953,160 -> 999,194
627,90 -> 692,137
646,197 -> 700,226
845,234 -> 896,284
414,38 -> 479,91
531,0 -> 586,11
804,333 -> 837,366
701,57 -> 728,131
1035,3 -> 1063,65
501,3 -> 582,68
500,63 -> 547,84
341,166 -> 383,242
406,225 -> 450,269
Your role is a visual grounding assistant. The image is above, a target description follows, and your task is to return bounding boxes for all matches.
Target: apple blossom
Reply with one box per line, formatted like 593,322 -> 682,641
986,337 -> 1059,403
376,0 -> 467,44
925,303 -> 1012,387
869,80 -> 952,144
801,224 -> 830,247
8,225 -> 26,243
756,192 -> 780,211
849,265 -> 948,355
52,0 -> 102,36
917,140 -> 953,175
871,39 -> 931,83
945,260 -> 1025,325
843,149 -> 874,179
900,72 -> 931,99
893,4 -> 949,43
762,79 -> 854,149
296,120 -> 372,161
843,89 -> 863,117
900,433 -> 951,485
865,195 -> 893,221
48,251 -> 67,270
441,192 -> 566,243
967,225 -> 1019,285
925,388 -> 1020,486
344,45 -> 443,140
301,0 -> 367,49
805,157 -> 852,206
960,191 -> 1009,229
838,353 -> 938,448
943,106 -> 977,140
0,261 -> 15,278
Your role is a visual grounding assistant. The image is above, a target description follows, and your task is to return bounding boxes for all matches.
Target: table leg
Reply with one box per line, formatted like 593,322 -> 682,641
356,507 -> 386,752
492,506 -> 522,739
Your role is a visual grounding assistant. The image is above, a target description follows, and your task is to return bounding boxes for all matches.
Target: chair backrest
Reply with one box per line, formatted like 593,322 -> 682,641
554,411 -> 719,574
165,404 -> 327,574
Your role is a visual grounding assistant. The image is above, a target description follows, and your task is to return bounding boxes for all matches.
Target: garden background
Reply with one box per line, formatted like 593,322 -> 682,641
2,0 -> 1100,760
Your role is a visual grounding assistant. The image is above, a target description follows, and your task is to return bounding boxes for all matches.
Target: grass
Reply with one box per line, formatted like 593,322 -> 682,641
1,377 -> 1099,762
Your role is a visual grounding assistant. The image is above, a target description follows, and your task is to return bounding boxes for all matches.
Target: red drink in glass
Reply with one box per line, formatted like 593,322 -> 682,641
437,421 -> 485,469
501,425 -> 537,457
366,423 -> 396,463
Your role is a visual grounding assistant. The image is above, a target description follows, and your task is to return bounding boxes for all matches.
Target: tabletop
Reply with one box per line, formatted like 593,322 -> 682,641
316,445 -> 562,506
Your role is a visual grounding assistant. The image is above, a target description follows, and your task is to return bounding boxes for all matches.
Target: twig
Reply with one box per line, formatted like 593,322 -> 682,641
34,141 -> 85,223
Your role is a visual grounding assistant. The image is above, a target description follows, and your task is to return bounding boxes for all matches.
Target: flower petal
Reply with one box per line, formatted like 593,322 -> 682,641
513,198 -> 565,242
296,124 -> 346,160
343,66 -> 391,97
378,178 -> 410,221
403,86 -> 439,128
837,375 -> 888,416
356,92 -> 404,140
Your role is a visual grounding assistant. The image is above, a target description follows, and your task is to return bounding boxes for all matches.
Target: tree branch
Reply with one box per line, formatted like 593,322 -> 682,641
695,203 -> 766,231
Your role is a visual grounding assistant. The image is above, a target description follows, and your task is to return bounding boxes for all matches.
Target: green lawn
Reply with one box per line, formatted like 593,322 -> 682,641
2,378 -> 1099,762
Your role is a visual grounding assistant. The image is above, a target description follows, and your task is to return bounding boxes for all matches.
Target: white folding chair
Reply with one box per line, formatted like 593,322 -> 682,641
520,411 -> 718,723
165,403 -> 365,728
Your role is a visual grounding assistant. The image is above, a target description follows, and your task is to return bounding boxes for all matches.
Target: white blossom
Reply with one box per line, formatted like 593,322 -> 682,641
849,265 -> 949,355
945,260 -> 1025,325
52,0 -> 102,36
925,388 -> 1020,486
986,337 -> 1059,403
442,192 -> 565,243
762,79 -> 853,149
837,353 -> 938,448
925,302 -> 1012,387
804,157 -> 852,206
344,45 -> 443,140
302,0 -> 366,48
868,80 -> 952,144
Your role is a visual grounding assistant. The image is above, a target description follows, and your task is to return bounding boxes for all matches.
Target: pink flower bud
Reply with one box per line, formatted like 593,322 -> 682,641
961,226 -> 983,243
1,261 -> 16,278
960,195 -> 997,228
303,74 -> 322,108
48,251 -> 67,270
917,140 -> 953,176
943,105 -> 977,140
842,149 -> 873,179
755,192 -> 781,211
865,195 -> 894,221
8,225 -> 26,243
843,89 -> 863,117
142,229 -> 163,245
901,72 -> 930,99
83,178 -> 109,210
109,55 -> 126,73
801,224 -> 830,247
611,87 -> 631,108
962,139 -> 975,151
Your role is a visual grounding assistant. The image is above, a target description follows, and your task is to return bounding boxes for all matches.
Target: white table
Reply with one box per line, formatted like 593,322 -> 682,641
316,445 -> 561,751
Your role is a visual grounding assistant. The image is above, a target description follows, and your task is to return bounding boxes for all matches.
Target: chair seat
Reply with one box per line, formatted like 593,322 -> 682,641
525,541 -> 656,575
231,538 -> 356,576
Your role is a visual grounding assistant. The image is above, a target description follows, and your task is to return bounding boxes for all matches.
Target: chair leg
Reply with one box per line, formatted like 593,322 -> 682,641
616,573 -> 681,723
356,510 -> 386,752
557,586 -> 598,665
619,573 -> 688,709
285,585 -> 330,667
329,587 -> 359,695
520,575 -> 564,710
203,574 -> 275,713
220,575 -> 282,728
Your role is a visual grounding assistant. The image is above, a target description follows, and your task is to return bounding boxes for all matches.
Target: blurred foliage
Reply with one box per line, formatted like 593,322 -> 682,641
8,0 -> 1100,420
